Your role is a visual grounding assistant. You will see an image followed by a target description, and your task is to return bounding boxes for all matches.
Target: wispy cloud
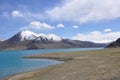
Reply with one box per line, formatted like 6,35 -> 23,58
23,11 -> 43,20
46,0 -> 120,23
72,31 -> 120,43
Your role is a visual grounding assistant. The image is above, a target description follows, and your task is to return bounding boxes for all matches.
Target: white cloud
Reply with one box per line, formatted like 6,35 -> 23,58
72,25 -> 79,29
3,10 -> 43,20
104,28 -> 111,32
56,24 -> 64,28
11,10 -> 23,17
46,0 -> 120,23
21,21 -> 54,30
72,31 -> 120,43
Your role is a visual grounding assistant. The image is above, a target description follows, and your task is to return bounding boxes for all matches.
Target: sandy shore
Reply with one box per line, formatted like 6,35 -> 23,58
5,48 -> 120,80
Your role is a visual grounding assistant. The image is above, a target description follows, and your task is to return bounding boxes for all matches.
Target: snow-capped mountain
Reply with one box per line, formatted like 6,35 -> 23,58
10,30 -> 62,42
0,30 -> 107,50
20,30 -> 62,41
20,30 -> 38,41
37,33 -> 62,41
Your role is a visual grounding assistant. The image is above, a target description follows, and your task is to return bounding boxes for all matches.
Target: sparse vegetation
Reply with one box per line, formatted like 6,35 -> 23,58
6,48 -> 120,80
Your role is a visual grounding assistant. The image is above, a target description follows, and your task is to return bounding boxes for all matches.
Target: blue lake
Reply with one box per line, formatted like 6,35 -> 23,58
0,48 -> 103,79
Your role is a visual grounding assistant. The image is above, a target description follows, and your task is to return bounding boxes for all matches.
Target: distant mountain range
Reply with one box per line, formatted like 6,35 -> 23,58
106,38 -> 120,48
0,30 -> 108,50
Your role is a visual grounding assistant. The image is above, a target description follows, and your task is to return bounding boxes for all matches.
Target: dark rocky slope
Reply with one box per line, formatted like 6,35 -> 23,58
107,38 -> 120,48
0,39 -> 106,50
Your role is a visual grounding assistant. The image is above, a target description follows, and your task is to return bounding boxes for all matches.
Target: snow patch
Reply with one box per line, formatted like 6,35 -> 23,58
20,30 -> 38,41
48,34 -> 62,41
19,30 -> 62,41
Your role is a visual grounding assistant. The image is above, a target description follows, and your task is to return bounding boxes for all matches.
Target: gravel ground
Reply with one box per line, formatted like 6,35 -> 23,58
5,48 -> 120,80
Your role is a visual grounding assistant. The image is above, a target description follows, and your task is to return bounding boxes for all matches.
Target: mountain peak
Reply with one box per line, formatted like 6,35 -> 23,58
10,30 -> 62,42
20,30 -> 35,34
18,30 -> 38,41
0,30 -> 107,50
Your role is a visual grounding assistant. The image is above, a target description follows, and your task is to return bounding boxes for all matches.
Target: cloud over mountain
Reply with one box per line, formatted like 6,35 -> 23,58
46,0 -> 120,23
21,21 -> 54,30
72,31 -> 120,43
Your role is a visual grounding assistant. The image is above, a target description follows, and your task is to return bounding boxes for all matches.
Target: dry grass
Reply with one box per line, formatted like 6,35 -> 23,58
6,48 -> 120,80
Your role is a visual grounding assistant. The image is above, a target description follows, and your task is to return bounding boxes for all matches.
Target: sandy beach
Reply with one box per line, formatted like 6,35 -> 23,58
5,48 -> 120,80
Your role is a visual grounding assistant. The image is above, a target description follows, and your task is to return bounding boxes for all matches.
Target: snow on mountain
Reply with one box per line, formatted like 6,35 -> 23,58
47,34 -> 62,41
20,30 -> 38,41
0,38 -> 7,41
38,33 -> 48,39
19,30 -> 62,41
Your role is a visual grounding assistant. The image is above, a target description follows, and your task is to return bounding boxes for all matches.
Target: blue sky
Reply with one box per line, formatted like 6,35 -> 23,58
0,0 -> 120,43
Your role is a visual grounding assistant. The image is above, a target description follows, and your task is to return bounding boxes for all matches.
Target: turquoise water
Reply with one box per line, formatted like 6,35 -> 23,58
0,48 -> 103,79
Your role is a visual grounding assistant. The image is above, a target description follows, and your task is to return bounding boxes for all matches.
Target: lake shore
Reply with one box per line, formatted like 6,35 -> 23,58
5,48 -> 120,80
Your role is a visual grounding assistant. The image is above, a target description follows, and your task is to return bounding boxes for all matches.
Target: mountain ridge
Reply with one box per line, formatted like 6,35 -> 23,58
106,38 -> 120,48
9,30 -> 62,42
0,30 -> 107,50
